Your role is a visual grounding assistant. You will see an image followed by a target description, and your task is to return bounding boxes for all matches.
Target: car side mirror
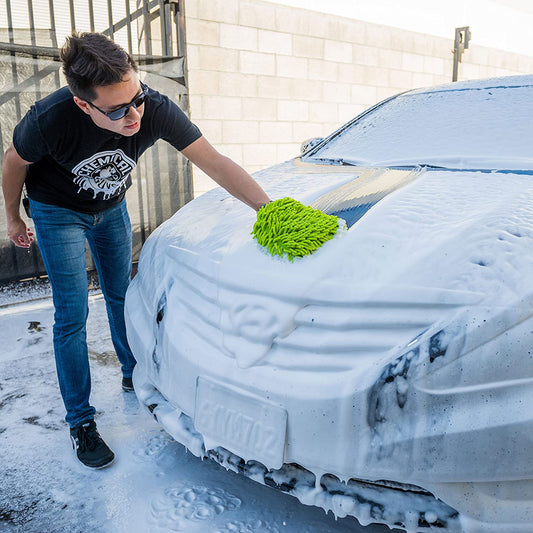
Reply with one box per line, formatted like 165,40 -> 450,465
300,137 -> 323,155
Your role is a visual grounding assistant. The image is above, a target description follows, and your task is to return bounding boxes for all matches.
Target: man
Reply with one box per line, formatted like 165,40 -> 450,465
1,32 -> 270,469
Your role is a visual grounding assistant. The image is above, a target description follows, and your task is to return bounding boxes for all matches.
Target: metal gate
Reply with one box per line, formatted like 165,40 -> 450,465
0,0 -> 192,283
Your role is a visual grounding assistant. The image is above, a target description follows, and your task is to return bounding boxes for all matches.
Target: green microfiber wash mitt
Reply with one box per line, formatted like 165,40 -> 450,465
252,197 -> 343,261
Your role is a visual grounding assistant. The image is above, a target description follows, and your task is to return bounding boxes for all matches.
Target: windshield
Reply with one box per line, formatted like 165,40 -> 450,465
305,77 -> 533,170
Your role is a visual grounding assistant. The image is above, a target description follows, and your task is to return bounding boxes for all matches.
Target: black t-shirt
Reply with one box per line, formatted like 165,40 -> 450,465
13,85 -> 202,213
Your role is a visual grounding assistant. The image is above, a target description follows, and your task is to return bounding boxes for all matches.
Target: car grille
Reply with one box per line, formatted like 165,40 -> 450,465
164,246 -> 481,371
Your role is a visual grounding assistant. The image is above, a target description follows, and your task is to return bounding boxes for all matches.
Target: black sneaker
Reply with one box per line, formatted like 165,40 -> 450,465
122,376 -> 134,392
70,420 -> 115,469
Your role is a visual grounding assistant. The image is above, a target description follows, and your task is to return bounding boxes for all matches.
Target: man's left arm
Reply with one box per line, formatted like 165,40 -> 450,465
181,136 -> 270,211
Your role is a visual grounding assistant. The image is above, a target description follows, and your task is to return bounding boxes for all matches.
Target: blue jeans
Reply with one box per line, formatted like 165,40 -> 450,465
29,198 -> 137,428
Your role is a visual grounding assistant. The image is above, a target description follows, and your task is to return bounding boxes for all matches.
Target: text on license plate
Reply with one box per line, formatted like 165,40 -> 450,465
194,377 -> 287,469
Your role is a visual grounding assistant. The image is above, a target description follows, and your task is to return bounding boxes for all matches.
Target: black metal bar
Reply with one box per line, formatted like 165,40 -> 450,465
159,0 -> 168,56
175,0 -> 186,59
48,0 -> 58,47
0,43 -> 60,59
99,1 -> 159,40
4,0 -> 22,120
125,0 -> 133,54
68,0 -> 76,32
27,0 -> 36,47
88,0 -> 95,33
134,167 -> 147,244
27,0 -> 42,102
107,0 -> 114,39
142,0 -> 153,56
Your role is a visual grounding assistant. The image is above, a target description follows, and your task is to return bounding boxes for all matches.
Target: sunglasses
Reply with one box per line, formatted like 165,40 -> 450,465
88,81 -> 149,121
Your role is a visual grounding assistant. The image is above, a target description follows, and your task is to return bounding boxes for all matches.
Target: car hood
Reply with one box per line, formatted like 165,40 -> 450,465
139,161 -> 533,369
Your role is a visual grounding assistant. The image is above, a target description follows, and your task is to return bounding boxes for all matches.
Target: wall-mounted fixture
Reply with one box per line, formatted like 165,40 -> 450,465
452,26 -> 471,82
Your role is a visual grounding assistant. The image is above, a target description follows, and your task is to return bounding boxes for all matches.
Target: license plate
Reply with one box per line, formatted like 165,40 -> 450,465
195,377 -> 287,469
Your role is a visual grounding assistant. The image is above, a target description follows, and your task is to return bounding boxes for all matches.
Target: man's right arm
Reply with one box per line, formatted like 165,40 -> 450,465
2,143 -> 34,248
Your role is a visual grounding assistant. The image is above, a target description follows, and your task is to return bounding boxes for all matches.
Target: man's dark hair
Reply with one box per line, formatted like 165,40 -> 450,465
60,32 -> 138,101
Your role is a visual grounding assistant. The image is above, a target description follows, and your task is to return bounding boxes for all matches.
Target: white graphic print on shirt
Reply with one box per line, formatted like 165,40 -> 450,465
72,149 -> 136,199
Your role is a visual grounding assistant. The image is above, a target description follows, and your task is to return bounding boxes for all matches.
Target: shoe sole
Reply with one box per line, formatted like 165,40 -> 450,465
81,455 -> 115,470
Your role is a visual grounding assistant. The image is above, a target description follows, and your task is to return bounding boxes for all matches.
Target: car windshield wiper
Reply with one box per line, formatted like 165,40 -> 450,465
304,155 -> 533,172
302,156 -> 369,166
366,156 -> 533,171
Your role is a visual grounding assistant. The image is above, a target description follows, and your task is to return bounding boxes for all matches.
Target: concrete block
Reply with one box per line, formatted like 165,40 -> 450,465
323,81 -> 351,103
293,35 -> 324,59
378,48 -> 404,68
350,84 -> 378,106
222,120 -> 260,144
376,87 -> 400,102
186,19 -> 220,46
324,40 -> 353,64
365,24 -> 393,49
186,2 -> 199,18
188,95 -> 203,119
258,29 -> 292,55
196,0 -> 239,24
240,51 -> 276,76
308,58 -> 339,82
259,121 -> 293,143
401,52 -> 426,72
292,79 -> 323,101
276,143 -> 300,162
197,45 -> 239,72
278,99 -> 309,121
275,6 -> 311,35
353,45 -> 380,67
390,28 -> 418,53
412,72 -> 437,89
468,46 -> 491,66
412,33 -> 438,57
218,72 -> 258,97
220,24 -> 258,51
423,55 -> 446,76
293,122 -> 325,144
256,76 -> 294,99
242,143 -> 278,168
335,19 -> 367,44
239,2 -> 277,31
204,96 -> 242,120
361,65 -> 390,87
389,68 -> 414,89
243,97 -> 277,120
188,70 -> 220,96
338,103 -> 367,122
461,63 -> 482,80
194,119 -> 223,144
307,14 -> 330,39
309,101 -> 338,123
276,55 -> 308,79
337,63 -> 366,84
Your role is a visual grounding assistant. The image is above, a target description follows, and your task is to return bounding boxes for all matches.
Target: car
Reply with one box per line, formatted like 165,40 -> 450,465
125,75 -> 533,532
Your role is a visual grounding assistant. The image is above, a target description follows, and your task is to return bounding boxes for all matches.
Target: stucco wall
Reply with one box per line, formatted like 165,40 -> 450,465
185,0 -> 533,196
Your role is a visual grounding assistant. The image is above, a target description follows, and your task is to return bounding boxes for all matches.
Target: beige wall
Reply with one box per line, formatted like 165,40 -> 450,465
185,0 -> 533,196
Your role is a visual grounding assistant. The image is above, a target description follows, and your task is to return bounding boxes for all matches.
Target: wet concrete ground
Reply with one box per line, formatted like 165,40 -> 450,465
0,287 -> 392,533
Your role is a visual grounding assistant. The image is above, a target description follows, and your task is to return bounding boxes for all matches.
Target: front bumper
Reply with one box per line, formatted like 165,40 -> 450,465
125,245 -> 533,533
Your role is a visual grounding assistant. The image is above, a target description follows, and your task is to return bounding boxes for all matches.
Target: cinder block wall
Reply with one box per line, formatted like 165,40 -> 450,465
185,0 -> 533,196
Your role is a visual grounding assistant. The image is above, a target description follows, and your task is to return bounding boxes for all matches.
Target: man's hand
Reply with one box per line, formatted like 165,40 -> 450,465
2,142 -> 33,248
8,215 -> 34,248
